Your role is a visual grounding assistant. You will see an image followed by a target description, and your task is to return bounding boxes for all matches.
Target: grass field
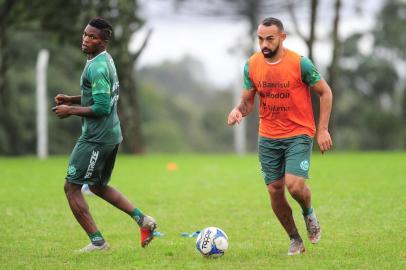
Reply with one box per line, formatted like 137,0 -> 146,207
1,152 -> 405,269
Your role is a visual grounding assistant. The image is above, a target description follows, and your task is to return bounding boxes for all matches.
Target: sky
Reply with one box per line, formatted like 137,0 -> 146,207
132,0 -> 384,88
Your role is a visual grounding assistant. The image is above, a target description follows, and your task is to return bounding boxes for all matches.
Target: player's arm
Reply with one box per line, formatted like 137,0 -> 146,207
53,64 -> 111,119
52,105 -> 92,118
311,79 -> 333,153
301,56 -> 333,153
54,94 -> 81,105
227,89 -> 256,125
52,93 -> 110,119
227,60 -> 256,125
53,93 -> 111,119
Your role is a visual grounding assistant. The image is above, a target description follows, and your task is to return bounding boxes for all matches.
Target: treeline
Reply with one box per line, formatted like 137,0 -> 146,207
138,56 -> 234,152
332,0 -> 406,149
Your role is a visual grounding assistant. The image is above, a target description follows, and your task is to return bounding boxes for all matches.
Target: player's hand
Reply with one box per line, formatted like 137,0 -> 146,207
227,108 -> 243,125
317,129 -> 333,154
54,94 -> 72,105
52,105 -> 71,119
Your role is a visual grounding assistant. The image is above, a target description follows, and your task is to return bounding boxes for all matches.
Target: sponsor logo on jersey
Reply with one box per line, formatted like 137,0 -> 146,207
110,94 -> 119,106
257,80 -> 290,89
259,92 -> 290,99
261,103 -> 290,113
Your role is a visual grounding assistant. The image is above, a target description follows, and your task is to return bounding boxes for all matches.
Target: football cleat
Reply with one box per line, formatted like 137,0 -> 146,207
140,215 -> 157,248
304,211 -> 321,244
287,238 -> 305,255
77,242 -> 110,253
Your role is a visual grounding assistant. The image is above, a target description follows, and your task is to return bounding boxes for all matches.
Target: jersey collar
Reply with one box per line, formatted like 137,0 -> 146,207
87,51 -> 107,63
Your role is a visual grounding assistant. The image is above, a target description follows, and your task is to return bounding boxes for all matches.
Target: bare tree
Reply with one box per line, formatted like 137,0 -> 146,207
287,0 -> 318,61
327,0 -> 342,133
175,0 -> 306,54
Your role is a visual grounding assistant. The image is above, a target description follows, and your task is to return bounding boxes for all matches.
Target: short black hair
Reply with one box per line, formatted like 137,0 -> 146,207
88,17 -> 113,41
261,17 -> 284,31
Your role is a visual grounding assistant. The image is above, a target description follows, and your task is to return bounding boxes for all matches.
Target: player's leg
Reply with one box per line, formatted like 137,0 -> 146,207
285,174 -> 320,244
259,136 -> 304,255
284,174 -> 311,212
89,144 -> 157,248
266,179 -> 303,240
65,141 -> 109,252
285,135 -> 321,244
64,181 -> 109,252
267,179 -> 305,255
90,184 -> 134,213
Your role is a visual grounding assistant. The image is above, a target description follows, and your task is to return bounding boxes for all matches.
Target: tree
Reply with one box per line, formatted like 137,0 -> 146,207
138,56 -> 234,152
174,0 -> 314,55
0,0 -> 31,154
287,0 -> 319,61
333,0 -> 405,149
373,0 -> 406,121
326,0 -> 342,135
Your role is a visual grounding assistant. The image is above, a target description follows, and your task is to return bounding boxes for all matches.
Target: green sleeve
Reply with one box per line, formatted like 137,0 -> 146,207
243,61 -> 254,90
89,62 -> 111,95
88,63 -> 111,116
300,56 -> 321,86
91,93 -> 111,116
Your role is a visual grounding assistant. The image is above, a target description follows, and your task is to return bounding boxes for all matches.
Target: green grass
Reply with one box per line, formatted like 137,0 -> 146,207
1,152 -> 405,269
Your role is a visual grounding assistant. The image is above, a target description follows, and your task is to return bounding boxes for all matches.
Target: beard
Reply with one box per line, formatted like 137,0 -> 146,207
261,45 -> 279,58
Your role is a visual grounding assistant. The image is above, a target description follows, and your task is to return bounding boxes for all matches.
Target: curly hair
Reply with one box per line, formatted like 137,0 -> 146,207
88,17 -> 113,41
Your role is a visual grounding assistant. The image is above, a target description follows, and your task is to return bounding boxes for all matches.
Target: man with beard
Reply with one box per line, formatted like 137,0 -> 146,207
227,17 -> 333,255
52,17 -> 157,252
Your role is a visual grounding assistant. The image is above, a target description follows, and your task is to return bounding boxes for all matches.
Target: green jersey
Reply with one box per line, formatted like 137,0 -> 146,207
79,51 -> 122,145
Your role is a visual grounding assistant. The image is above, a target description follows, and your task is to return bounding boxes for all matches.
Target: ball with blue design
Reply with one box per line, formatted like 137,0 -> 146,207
196,227 -> 229,257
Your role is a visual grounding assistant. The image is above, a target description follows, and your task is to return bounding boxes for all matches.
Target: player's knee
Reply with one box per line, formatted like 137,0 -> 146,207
267,180 -> 284,196
64,182 -> 80,197
286,182 -> 303,197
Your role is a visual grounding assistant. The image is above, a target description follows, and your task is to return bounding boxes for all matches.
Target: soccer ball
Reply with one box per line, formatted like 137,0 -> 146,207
196,227 -> 229,257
